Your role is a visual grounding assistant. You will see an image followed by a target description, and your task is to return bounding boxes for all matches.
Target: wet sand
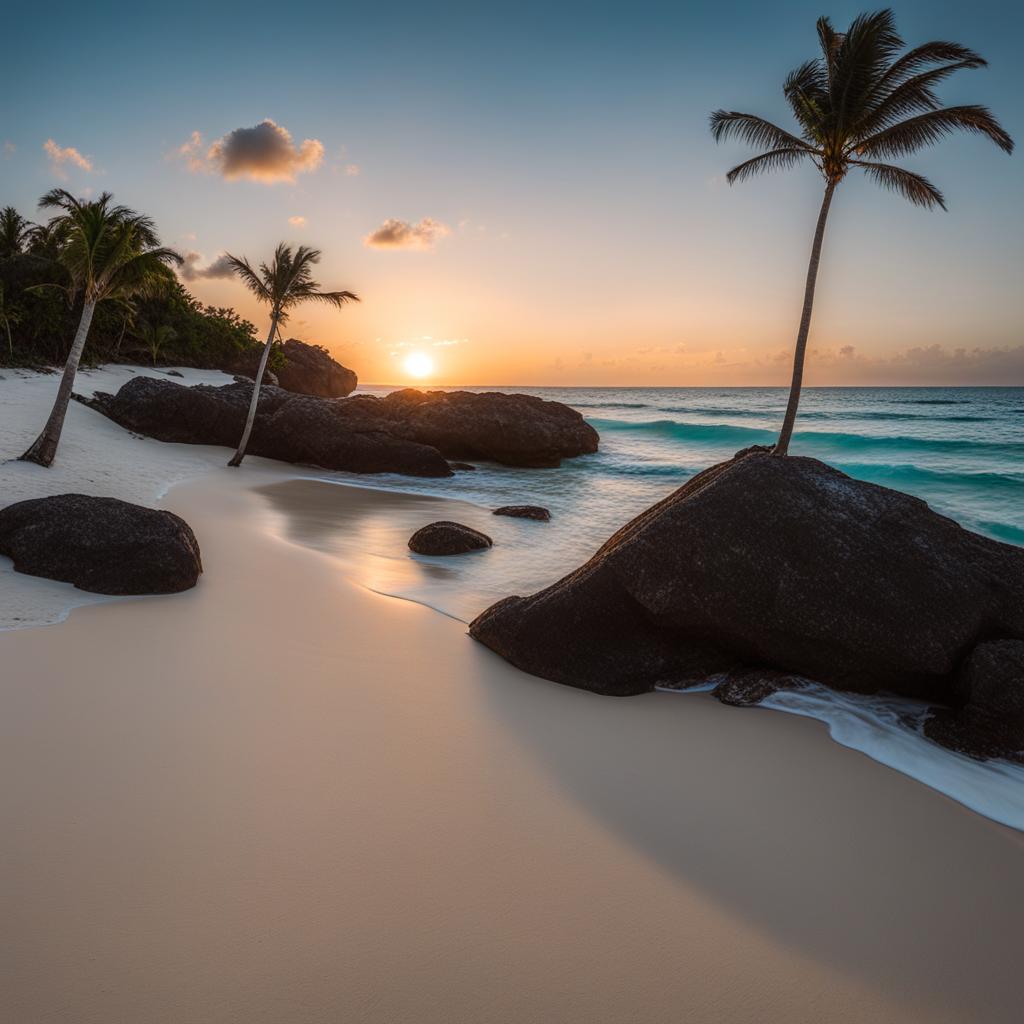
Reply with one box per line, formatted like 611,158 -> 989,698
2,470 -> 1023,1023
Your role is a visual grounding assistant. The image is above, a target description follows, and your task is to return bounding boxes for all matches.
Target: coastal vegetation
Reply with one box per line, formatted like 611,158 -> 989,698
222,243 -> 358,466
19,190 -> 183,466
711,8 -> 1013,454
0,203 -> 260,370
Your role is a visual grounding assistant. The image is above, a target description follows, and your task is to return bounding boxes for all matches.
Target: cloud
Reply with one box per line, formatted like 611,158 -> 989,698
179,251 -> 236,281
344,163 -> 360,176
288,215 -> 307,226
3,141 -> 15,157
43,139 -> 92,178
175,121 -> 324,183
363,217 -> 451,251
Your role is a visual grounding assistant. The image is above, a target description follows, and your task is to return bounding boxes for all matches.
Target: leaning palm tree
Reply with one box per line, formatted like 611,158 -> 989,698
0,206 -> 34,259
20,190 -> 181,466
711,8 -> 1013,455
0,282 -> 23,359
223,243 -> 358,467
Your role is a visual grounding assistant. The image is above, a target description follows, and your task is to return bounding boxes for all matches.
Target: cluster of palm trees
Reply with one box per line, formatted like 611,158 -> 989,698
10,193 -> 358,468
8,8 -> 1014,472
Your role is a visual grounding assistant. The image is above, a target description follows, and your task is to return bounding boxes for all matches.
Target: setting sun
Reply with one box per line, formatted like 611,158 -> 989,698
403,352 -> 434,379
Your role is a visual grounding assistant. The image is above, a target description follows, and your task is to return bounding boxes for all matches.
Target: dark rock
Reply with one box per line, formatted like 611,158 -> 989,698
165,370 -> 183,378
0,494 -> 202,595
470,451 -> 1024,753
924,641 -> 1024,763
84,377 -> 453,478
370,388 -> 598,468
84,377 -> 597,476
224,339 -> 356,398
450,462 -> 477,472
713,669 -> 806,707
493,505 -> 551,521
408,521 -> 493,556
233,371 -> 279,387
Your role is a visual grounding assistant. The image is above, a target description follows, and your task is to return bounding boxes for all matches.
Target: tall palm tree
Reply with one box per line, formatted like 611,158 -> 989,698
710,9 -> 1013,455
0,207 -> 34,259
223,243 -> 358,467
20,190 -> 181,467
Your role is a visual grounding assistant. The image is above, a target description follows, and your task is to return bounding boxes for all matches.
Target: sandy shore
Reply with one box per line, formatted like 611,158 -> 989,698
2,368 -> 1023,1022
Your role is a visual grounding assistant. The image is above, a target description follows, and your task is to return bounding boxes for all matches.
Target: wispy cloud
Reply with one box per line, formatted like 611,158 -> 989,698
179,251 -> 236,281
3,141 -> 15,157
176,120 -> 324,183
43,139 -> 92,179
288,215 -> 307,227
383,335 -> 469,355
363,217 -> 451,251
344,163 -> 360,176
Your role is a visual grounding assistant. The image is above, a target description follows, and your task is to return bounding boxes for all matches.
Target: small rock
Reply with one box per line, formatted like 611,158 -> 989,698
409,521 -> 493,556
493,505 -> 551,521
165,370 -> 184,378
450,462 -> 477,472
713,669 -> 805,707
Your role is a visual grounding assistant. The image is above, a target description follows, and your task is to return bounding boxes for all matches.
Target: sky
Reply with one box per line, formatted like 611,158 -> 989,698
1,0 -> 1021,385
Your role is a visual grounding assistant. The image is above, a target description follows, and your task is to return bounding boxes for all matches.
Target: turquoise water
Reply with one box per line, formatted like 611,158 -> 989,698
270,385 -> 1024,830
338,386 -> 1024,621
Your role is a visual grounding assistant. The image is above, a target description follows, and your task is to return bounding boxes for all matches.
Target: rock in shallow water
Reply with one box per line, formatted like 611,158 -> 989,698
408,522 -> 493,556
493,505 -> 551,521
0,494 -> 202,595
469,450 -> 1024,760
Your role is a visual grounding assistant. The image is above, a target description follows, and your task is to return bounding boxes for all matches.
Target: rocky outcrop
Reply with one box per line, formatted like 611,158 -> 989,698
493,505 -> 551,521
408,522 -> 493,555
469,450 -> 1024,760
81,377 -> 454,478
0,494 -> 202,595
224,339 -> 357,398
82,377 -> 598,476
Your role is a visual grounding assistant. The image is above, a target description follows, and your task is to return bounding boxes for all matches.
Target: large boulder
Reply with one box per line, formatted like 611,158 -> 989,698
469,451 -> 1024,760
223,340 -> 357,398
367,389 -> 598,468
82,377 -> 598,475
81,377 -> 453,478
0,494 -> 202,595
408,521 -> 493,556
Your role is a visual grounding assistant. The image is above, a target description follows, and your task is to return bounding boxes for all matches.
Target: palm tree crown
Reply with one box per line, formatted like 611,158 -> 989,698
710,9 -> 1012,456
710,9 -> 1013,208
38,188 -> 182,306
0,206 -> 35,259
224,243 -> 358,324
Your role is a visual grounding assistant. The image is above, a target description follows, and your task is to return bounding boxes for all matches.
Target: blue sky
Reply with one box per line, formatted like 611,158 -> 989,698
2,0 -> 1021,384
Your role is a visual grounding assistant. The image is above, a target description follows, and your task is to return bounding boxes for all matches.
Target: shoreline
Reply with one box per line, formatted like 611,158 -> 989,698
3,470 -> 1023,1022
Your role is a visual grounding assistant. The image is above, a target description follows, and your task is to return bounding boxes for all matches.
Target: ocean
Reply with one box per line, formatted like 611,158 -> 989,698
259,384 -> 1024,830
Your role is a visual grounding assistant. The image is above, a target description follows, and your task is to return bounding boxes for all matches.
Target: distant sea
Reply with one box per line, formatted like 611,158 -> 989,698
278,385 -> 1024,829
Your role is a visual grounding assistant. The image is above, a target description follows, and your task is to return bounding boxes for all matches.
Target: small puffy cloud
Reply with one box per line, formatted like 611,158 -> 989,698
344,163 -> 360,176
288,215 -> 307,226
179,251 -> 236,281
208,120 -> 323,182
43,139 -> 92,178
363,217 -> 451,251
176,121 -> 323,183
3,141 -> 15,156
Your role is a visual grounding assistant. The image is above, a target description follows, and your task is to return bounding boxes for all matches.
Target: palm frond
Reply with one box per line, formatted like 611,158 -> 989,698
726,148 -> 817,184
850,160 -> 946,208
857,104 -> 1014,158
709,111 -> 812,151
224,253 -> 273,303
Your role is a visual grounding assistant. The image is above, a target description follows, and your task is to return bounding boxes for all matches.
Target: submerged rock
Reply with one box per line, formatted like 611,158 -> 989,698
408,522 -> 493,556
493,505 -> 551,521
0,494 -> 202,595
470,450 -> 1024,757
83,377 -> 597,476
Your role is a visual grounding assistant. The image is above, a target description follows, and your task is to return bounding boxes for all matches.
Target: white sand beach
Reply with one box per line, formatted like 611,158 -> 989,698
2,369 -> 1023,1023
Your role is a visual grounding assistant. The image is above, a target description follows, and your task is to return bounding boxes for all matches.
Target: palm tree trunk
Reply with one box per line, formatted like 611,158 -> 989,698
774,179 -> 837,457
20,300 -> 97,467
227,315 -> 278,467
